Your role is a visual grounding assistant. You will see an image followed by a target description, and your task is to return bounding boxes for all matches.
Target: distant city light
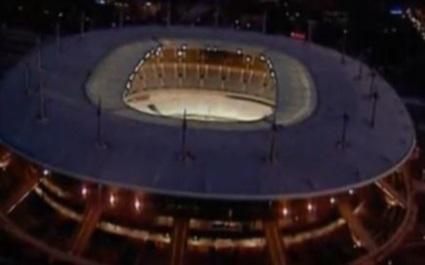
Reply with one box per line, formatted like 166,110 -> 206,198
95,0 -> 107,5
290,32 -> 306,41
389,7 -> 403,16
43,169 -> 50,176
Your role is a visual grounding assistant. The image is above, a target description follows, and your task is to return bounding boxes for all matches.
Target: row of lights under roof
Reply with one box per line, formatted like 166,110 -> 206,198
36,165 -> 394,249
85,186 -> 355,218
108,192 -> 144,212
136,44 -> 277,78
39,167 -> 145,212
79,184 -> 144,212
37,165 -> 356,210
36,166 -> 356,213
281,190 -> 355,217
406,8 -> 425,42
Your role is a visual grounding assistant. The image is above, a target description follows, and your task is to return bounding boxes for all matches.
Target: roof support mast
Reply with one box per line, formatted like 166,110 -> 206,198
96,98 -> 107,149
268,68 -> 279,165
180,110 -> 188,162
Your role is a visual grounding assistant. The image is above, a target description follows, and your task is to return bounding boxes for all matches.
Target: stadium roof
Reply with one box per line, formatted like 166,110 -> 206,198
0,26 -> 415,200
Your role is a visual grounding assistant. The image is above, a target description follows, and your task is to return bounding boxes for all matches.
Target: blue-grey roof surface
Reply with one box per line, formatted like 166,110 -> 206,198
0,26 -> 416,200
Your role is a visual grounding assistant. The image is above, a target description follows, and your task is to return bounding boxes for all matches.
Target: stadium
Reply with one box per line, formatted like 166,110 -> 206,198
0,25 -> 421,265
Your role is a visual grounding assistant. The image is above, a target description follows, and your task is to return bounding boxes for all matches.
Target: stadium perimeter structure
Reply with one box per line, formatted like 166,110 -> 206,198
0,26 -> 420,265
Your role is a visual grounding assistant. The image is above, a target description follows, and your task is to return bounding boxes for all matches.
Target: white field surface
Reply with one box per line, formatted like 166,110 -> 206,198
125,89 -> 274,122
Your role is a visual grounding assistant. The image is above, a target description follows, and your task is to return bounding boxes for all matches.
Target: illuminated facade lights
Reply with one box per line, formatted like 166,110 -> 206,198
81,186 -> 88,198
134,197 -> 142,212
282,207 -> 289,217
228,209 -> 233,218
348,189 -> 355,195
307,202 -> 314,212
330,197 -> 336,205
406,8 -> 425,42
0,152 -> 11,171
109,193 -> 116,206
352,234 -> 362,248
43,169 -> 50,176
